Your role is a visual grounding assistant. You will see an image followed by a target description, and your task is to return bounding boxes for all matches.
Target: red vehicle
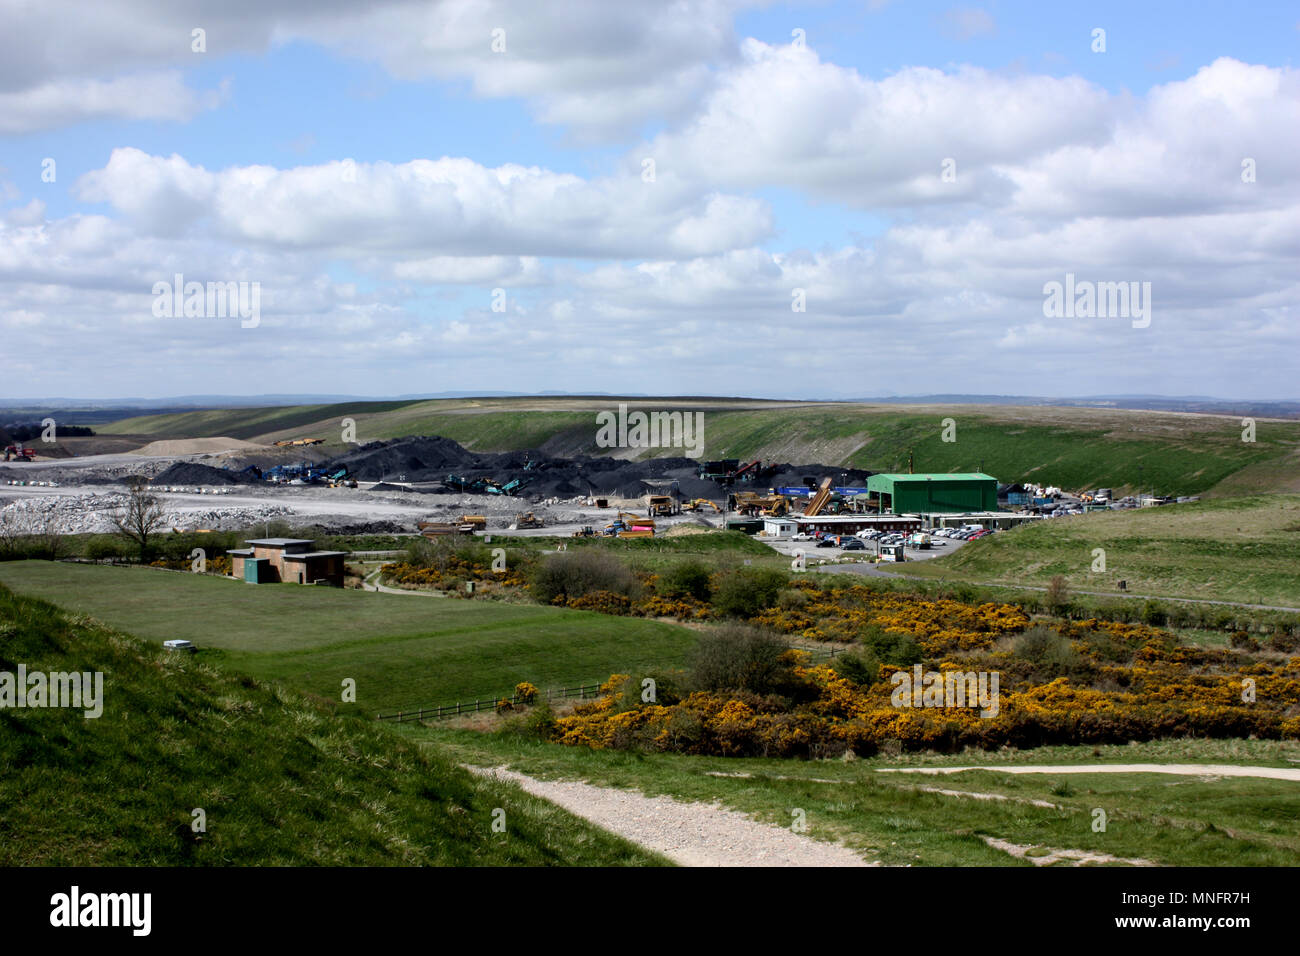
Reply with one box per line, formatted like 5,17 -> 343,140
3,445 -> 36,462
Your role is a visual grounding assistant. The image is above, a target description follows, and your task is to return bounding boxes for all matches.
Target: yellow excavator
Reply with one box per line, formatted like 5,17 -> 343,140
682,498 -> 721,513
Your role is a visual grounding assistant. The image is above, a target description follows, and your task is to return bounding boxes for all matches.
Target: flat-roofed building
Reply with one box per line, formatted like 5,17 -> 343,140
867,473 -> 998,514
228,537 -> 346,587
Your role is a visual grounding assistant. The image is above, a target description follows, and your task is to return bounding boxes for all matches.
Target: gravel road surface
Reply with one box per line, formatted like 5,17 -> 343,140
470,766 -> 874,867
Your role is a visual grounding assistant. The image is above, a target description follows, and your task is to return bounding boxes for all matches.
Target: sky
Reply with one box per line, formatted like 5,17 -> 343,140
0,0 -> 1297,401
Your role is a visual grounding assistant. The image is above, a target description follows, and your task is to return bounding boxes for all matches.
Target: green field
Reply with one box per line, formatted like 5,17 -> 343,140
904,494 -> 1300,608
422,728 -> 1300,867
97,397 -> 1300,496
0,584 -> 665,866
0,562 -> 698,714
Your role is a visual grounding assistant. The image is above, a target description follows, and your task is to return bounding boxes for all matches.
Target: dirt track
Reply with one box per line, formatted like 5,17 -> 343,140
877,763 -> 1300,782
469,766 -> 874,867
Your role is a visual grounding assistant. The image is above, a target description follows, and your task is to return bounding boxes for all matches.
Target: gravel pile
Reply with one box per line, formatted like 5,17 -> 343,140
0,493 -> 292,534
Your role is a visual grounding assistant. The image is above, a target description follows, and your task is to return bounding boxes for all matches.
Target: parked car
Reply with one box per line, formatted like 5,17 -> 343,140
816,537 -> 838,548
163,639 -> 197,653
842,538 -> 866,551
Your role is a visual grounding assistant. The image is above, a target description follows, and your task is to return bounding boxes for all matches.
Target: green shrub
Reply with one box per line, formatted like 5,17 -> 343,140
659,561 -> 713,601
688,625 -> 791,694
832,646 -> 882,686
1141,600 -> 1168,626
84,535 -> 129,561
530,550 -> 636,604
859,624 -> 923,667
711,567 -> 787,618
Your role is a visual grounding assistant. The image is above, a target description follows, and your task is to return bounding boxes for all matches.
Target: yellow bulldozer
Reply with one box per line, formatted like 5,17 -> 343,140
511,512 -> 545,530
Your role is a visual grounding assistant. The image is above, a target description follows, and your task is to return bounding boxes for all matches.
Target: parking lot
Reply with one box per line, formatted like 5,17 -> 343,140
761,528 -> 972,567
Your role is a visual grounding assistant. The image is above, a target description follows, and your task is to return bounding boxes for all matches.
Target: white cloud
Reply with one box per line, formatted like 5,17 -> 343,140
0,0 -> 746,137
0,72 -> 224,134
74,148 -> 773,258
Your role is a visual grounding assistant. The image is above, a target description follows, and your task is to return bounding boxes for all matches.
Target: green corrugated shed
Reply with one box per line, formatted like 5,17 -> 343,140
866,473 -> 998,513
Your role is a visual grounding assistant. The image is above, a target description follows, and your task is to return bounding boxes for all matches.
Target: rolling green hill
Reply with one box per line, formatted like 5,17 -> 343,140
99,397 -> 1300,496
0,583 -> 665,866
904,494 -> 1300,607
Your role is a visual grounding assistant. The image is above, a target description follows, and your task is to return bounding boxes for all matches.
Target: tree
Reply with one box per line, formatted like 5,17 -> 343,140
111,479 -> 166,562
1045,574 -> 1071,613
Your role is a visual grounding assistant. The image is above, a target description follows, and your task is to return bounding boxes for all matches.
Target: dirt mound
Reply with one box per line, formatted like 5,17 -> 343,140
152,462 -> 262,486
131,437 -> 265,457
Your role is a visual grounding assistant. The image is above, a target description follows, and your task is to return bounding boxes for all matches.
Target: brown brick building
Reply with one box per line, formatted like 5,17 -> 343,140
228,538 -> 346,587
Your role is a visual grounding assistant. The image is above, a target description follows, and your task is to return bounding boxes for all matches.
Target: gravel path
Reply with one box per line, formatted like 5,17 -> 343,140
877,763 -> 1300,782
469,766 -> 874,867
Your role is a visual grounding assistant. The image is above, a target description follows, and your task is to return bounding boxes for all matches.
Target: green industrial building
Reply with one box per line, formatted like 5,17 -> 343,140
867,473 -> 998,514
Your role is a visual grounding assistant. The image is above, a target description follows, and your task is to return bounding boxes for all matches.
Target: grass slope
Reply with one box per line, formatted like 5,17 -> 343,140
904,494 -> 1300,607
0,585 -> 666,866
100,398 -> 1300,496
0,562 -> 698,713
425,729 -> 1300,867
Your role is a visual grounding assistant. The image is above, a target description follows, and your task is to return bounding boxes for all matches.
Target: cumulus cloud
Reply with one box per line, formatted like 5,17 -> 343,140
74,148 -> 772,258
0,72 -> 225,134
0,0 -> 745,137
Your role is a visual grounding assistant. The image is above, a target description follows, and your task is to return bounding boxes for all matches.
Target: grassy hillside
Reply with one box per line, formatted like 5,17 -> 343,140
0,584 -> 665,866
100,397 -> 1300,496
0,562 -> 698,713
904,494 -> 1300,607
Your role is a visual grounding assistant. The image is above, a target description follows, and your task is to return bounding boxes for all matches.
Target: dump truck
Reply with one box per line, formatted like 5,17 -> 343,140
3,445 -> 36,462
647,495 -> 680,517
459,515 -> 488,531
418,521 -> 466,537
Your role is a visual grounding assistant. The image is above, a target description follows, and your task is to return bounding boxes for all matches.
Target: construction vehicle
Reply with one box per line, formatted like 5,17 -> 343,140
3,444 -> 36,462
418,520 -> 469,537
572,526 -> 597,537
697,458 -> 774,485
510,512 -> 545,530
647,495 -> 680,517
604,514 -> 655,537
681,498 -> 721,513
488,476 -> 535,496
803,477 -> 835,517
459,515 -> 488,532
327,469 -> 358,488
728,492 -> 788,517
272,437 -> 324,447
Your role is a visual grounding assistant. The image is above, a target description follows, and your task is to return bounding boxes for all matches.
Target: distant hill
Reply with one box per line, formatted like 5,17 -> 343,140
95,396 -> 1300,497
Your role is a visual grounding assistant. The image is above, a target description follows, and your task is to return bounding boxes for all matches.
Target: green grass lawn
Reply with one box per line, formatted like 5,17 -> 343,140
419,729 -> 1300,867
0,562 -> 697,714
0,584 -> 667,866
903,494 -> 1300,607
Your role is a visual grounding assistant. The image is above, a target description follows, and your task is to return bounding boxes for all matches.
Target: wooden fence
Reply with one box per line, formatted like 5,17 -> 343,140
377,683 -> 604,724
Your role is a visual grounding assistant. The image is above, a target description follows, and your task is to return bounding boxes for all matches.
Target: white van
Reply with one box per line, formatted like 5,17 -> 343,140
163,640 -> 197,653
